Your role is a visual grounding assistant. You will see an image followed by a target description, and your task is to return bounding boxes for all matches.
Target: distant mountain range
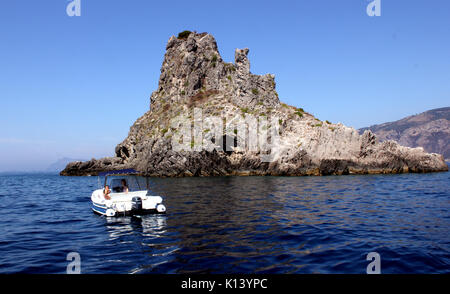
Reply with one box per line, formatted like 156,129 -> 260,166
0,158 -> 86,175
46,157 -> 85,172
360,107 -> 450,161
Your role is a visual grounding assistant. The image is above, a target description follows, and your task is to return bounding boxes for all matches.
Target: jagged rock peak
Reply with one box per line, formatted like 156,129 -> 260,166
150,31 -> 280,111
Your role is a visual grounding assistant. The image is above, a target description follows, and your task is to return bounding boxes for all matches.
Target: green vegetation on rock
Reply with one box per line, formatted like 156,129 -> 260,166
177,30 -> 192,39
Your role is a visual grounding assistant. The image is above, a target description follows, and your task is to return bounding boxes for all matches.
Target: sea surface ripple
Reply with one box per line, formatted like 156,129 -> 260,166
0,171 -> 449,273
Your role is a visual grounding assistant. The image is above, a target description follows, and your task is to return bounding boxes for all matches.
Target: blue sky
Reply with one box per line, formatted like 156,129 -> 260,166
1,0 -> 449,171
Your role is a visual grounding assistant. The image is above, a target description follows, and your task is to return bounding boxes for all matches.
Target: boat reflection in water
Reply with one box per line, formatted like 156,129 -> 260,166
104,215 -> 168,241
101,214 -> 180,273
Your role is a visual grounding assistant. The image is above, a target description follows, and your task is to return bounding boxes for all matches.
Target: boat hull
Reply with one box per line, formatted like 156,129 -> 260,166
91,204 -> 164,216
91,189 -> 166,217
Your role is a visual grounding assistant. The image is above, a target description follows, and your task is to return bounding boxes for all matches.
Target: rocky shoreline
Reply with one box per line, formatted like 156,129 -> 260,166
61,31 -> 448,177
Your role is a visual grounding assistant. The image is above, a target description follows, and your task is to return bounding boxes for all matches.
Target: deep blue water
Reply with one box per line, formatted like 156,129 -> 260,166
0,171 -> 449,274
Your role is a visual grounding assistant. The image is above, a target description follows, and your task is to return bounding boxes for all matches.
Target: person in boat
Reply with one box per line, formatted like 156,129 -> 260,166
121,179 -> 129,193
103,185 -> 111,200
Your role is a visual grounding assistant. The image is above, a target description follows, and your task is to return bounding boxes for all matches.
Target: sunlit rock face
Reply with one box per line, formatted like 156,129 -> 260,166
61,32 -> 448,177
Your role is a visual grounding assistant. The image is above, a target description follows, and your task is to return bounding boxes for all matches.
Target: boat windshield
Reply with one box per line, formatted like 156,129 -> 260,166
105,175 -> 148,193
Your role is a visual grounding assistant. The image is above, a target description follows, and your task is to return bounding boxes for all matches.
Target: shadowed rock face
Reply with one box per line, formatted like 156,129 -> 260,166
360,107 -> 450,161
60,32 -> 448,177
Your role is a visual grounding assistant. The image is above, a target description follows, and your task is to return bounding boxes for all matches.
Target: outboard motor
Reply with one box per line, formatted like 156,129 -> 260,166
131,196 -> 142,212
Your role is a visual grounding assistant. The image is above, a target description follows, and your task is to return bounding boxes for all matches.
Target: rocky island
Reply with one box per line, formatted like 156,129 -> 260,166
61,31 -> 448,177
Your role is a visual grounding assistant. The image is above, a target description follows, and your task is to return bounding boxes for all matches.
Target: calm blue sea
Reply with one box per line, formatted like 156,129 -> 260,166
0,171 -> 449,274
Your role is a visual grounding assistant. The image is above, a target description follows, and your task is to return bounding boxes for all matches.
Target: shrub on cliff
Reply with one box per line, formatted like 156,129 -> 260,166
177,30 -> 192,39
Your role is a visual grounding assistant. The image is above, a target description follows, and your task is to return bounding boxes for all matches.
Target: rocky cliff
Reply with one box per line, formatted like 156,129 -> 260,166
360,107 -> 450,161
60,31 -> 448,177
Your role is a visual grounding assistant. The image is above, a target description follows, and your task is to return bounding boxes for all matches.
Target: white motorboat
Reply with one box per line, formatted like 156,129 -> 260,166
91,169 -> 166,217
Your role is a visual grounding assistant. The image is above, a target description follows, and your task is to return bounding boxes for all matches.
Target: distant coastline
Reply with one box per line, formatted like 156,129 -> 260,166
0,157 -> 85,176
0,171 -> 59,176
